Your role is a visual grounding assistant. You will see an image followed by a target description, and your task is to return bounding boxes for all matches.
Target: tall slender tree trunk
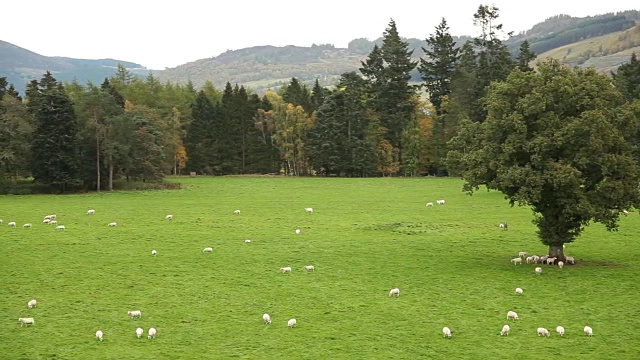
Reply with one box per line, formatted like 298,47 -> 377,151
96,136 -> 101,192
548,245 -> 565,261
108,154 -> 113,191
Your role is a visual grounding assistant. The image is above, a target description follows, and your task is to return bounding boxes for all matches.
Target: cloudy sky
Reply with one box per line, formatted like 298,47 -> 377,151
3,1 -> 638,69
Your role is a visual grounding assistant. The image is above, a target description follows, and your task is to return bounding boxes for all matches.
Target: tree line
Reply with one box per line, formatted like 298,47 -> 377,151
1,4 -> 639,193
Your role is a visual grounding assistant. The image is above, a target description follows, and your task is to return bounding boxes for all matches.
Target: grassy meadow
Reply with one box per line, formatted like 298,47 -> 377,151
1,177 -> 639,359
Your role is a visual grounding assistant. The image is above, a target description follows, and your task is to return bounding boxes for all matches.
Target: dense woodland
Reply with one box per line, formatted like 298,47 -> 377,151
1,5 -> 640,194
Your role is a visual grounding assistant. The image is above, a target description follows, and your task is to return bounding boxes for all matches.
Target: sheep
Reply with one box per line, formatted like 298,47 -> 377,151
532,255 -> 540,263
515,287 -> 523,296
304,265 -> 315,272
87,209 -> 96,215
44,215 -> 52,220
500,324 -> 510,336
556,325 -> 565,336
128,310 -> 142,319
546,257 -> 557,265
557,261 -> 564,269
27,299 -> 37,308
49,220 -> 57,225
295,229 -> 301,235
233,210 -> 241,215
18,317 -> 35,327
49,214 -> 56,219
518,251 -> 527,259
43,218 -> 51,224
96,330 -> 104,341
537,327 -> 550,337
389,288 -> 400,297
535,267 -> 543,275
0,219 -> 3,224
151,250 -> 157,256
165,214 -> 173,220
540,255 -> 549,262
23,223 -> 32,228
442,327 -> 452,338
8,221 -> 17,227
136,327 -> 144,338
148,327 -> 157,339
499,223 -> 505,228
108,222 -> 117,227
287,318 -> 297,328
622,209 -> 629,216
584,326 -> 593,337
263,313 -> 272,324
55,225 -> 65,230
426,202 -> 434,207
203,247 -> 213,253
304,207 -> 313,213
525,256 -> 533,263
436,199 -> 445,205
244,239 -> 252,243
507,311 -> 519,320
565,256 -> 575,265
511,257 -> 522,265
280,266 -> 292,273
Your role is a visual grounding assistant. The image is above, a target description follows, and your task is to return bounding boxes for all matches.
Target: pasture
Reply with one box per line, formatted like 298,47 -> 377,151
1,177 -> 639,359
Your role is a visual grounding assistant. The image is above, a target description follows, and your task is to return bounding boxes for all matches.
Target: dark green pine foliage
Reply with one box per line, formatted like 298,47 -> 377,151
418,18 -> 460,116
235,86 -> 264,174
128,113 -> 167,182
282,78 -> 312,114
219,83 -> 244,174
310,79 -> 328,113
185,90 -> 218,174
101,78 -> 125,108
613,52 -> 640,101
515,41 -> 537,72
26,72 -> 80,192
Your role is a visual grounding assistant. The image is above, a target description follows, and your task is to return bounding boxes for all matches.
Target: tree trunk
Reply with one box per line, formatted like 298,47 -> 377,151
108,161 -> 114,191
96,136 -> 101,192
548,245 -> 565,262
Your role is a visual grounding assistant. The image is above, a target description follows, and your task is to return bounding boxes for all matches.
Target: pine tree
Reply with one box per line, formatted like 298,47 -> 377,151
613,52 -> 640,101
185,90 -> 217,174
516,41 -> 537,72
310,79 -> 328,113
282,78 -> 312,114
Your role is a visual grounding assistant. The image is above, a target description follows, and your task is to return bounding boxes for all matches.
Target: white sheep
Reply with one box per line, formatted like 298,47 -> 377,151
128,310 -> 142,319
557,261 -> 564,269
511,257 -> 522,265
108,222 -> 117,227
136,327 -> 144,338
515,288 -> 523,295
49,214 -> 56,219
0,219 -> 3,224
27,299 -> 37,308
287,318 -> 297,328
525,256 -> 533,263
535,267 -> 542,275
244,239 -> 252,243
18,317 -> 35,327
304,207 -> 313,213
203,247 -> 213,253
426,202 -> 434,207
263,313 -> 271,324
499,223 -> 506,228
565,256 -> 575,265
304,265 -> 315,272
584,326 -> 593,337
622,209 -> 629,216
96,330 -> 104,341
295,229 -> 301,234
165,214 -> 173,220
389,288 -> 400,297
436,199 -> 445,205
43,218 -> 51,224
518,251 -> 527,258
87,209 -> 96,215
532,255 -> 540,263
280,266 -> 292,273
537,327 -> 550,337
442,326 -> 452,338
546,257 -> 557,265
151,250 -> 157,256
49,220 -> 57,225
148,327 -> 157,339
233,210 -> 241,215
507,311 -> 519,320
8,221 -> 17,227
556,325 -> 565,336
23,223 -> 32,228
500,324 -> 510,336
55,225 -> 65,230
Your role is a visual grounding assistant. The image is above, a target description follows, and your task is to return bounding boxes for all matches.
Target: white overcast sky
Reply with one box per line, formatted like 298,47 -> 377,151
3,1 -> 638,70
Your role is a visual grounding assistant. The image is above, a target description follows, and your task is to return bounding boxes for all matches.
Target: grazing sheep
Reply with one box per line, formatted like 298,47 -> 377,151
584,326 -> 593,337
55,225 -> 65,230
87,209 -> 96,215
540,255 -> 550,262
96,330 -> 104,341
136,327 -> 144,338
518,251 -> 527,259
8,221 -> 17,227
507,311 -> 519,320
511,257 -> 522,265
27,299 -> 37,308
499,223 -> 505,228
304,265 -> 315,272
165,214 -> 173,220
233,210 -> 241,215
148,327 -> 157,339
280,266 -> 292,273
304,207 -> 313,213
203,247 -> 213,253
49,214 -> 56,219
565,256 -> 575,265
389,288 -> 400,297
557,261 -> 564,269
442,327 -> 452,338
287,318 -> 297,328
556,326 -> 565,336
128,310 -> 142,319
622,210 -> 629,216
244,239 -> 252,243
537,327 -> 550,337
295,229 -> 301,235
108,222 -> 117,227
18,317 -> 35,327
43,218 -> 51,224
532,255 -> 540,263
426,202 -> 434,207
515,288 -> 523,295
263,313 -> 271,324
23,223 -> 32,228
501,324 -> 510,336
535,267 -> 543,275
49,220 -> 57,225
436,199 -> 445,205
546,257 -> 557,265
151,250 -> 157,256
525,256 -> 533,263
0,219 -> 3,224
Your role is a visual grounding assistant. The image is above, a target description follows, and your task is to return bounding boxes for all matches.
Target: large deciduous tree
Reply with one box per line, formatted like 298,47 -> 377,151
448,59 -> 640,260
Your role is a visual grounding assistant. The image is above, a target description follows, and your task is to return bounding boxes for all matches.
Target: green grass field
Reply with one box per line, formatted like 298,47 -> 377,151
1,177 -> 639,359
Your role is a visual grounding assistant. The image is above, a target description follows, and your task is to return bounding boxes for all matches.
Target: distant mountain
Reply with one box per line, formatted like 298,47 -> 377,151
0,40 -> 152,94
